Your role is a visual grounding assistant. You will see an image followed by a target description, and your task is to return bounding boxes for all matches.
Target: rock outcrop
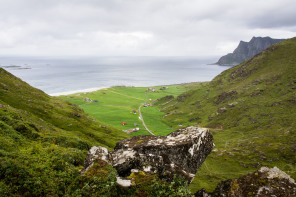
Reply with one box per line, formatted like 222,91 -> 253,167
82,126 -> 213,184
216,37 -> 285,65
80,146 -> 109,175
110,126 -> 213,182
195,167 -> 296,197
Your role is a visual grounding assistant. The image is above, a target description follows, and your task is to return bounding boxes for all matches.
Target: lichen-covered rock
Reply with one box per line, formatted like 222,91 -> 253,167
109,126 -> 213,182
81,127 -> 213,184
195,167 -> 296,197
81,146 -> 109,175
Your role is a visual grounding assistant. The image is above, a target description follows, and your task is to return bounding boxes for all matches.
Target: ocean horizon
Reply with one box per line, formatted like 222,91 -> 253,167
0,56 -> 231,96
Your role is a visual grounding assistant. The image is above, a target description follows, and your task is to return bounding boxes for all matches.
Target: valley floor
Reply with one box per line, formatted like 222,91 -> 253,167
59,83 -> 198,136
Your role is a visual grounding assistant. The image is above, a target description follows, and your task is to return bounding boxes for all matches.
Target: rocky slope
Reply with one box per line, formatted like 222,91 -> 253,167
216,36 -> 285,65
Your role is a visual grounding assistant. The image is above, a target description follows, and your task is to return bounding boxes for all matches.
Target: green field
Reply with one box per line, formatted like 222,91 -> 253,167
59,84 -> 198,136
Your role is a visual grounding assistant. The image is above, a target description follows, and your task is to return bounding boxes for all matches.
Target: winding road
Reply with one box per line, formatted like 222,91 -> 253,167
138,91 -> 155,136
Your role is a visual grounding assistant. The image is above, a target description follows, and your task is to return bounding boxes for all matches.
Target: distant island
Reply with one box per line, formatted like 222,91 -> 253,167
1,65 -> 31,70
215,36 -> 285,66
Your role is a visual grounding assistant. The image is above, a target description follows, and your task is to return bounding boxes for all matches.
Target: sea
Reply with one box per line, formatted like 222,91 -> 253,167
0,56 -> 231,96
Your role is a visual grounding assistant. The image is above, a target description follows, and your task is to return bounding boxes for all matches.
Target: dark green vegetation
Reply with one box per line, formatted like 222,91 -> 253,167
155,37 -> 296,192
66,159 -> 191,196
0,67 -> 129,195
60,84 -> 196,136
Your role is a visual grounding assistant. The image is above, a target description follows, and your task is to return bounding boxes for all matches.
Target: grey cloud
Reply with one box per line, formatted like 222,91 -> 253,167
0,0 -> 294,57
247,9 -> 296,29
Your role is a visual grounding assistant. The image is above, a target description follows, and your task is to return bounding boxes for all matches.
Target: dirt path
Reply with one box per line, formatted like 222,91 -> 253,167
138,103 -> 155,136
138,91 -> 155,136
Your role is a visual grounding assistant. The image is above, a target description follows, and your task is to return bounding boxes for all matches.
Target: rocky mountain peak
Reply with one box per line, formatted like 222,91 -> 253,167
216,36 -> 285,65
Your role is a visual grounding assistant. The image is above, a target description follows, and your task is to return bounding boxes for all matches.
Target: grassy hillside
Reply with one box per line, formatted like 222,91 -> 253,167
0,68 -> 129,196
155,37 -> 296,192
3,37 -> 294,195
60,84 -> 197,136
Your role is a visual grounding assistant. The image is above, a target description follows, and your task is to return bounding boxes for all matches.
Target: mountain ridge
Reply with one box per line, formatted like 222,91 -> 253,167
216,36 -> 285,65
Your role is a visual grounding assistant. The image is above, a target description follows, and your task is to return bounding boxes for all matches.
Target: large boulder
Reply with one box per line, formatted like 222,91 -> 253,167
110,126 -> 213,182
82,127 -> 213,183
195,166 -> 296,197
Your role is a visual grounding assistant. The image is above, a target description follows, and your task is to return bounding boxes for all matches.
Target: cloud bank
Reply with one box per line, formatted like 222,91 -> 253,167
0,0 -> 295,57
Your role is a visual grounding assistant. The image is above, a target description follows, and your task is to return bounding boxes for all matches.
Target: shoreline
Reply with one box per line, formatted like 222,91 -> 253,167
49,86 -> 109,96
49,81 -> 204,97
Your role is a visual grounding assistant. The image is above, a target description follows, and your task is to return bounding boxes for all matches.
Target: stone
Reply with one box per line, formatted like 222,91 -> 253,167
217,107 -> 227,113
82,127 -> 213,183
227,102 -> 238,107
195,166 -> 296,197
109,126 -> 213,182
81,146 -> 109,175
116,177 -> 134,187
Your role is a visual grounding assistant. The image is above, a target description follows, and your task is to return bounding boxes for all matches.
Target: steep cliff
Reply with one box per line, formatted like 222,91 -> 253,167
216,36 -> 285,65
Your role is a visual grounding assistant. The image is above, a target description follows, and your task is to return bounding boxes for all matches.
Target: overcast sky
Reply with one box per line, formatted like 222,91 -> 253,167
0,0 -> 295,57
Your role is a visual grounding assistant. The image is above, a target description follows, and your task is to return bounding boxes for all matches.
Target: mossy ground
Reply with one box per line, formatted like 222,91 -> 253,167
67,159 -> 192,196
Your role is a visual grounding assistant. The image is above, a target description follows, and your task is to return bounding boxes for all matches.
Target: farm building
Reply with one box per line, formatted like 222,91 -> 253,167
84,98 -> 92,102
123,128 -> 140,134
